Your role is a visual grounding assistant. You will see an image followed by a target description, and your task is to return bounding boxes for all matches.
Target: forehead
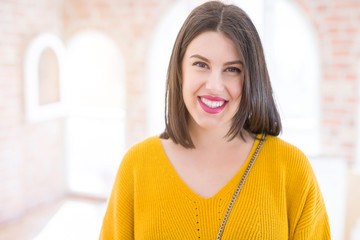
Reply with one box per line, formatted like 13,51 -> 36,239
185,31 -> 242,61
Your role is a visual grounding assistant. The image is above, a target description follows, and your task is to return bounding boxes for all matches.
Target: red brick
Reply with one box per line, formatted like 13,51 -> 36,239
346,74 -> 357,80
347,27 -> 358,33
323,118 -> 343,125
346,97 -> 357,103
323,96 -> 336,102
332,50 -> 350,57
325,16 -> 350,23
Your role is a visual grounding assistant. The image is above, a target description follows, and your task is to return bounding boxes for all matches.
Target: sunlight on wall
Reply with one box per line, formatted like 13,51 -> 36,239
310,157 -> 347,240
147,1 -> 190,136
34,200 -> 106,240
265,0 -> 321,157
65,31 -> 126,198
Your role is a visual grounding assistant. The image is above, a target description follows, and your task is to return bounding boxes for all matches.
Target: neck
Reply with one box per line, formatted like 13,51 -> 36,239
188,120 -> 251,151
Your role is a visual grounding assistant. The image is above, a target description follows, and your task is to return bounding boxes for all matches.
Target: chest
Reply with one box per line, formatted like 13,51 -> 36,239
162,140 -> 253,199
134,178 -> 289,240
133,146 -> 290,239
170,155 -> 246,198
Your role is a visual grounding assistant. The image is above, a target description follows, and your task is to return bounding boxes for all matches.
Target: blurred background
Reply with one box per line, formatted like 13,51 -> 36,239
0,0 -> 359,239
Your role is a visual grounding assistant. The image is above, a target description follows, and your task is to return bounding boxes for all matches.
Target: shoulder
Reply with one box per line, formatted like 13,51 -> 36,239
126,136 -> 161,156
120,136 -> 162,168
261,135 -> 324,193
261,135 -> 314,181
263,135 -> 305,156
263,135 -> 308,164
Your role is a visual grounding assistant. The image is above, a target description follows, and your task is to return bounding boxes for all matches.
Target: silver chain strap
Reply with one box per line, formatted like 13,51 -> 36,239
216,134 -> 266,240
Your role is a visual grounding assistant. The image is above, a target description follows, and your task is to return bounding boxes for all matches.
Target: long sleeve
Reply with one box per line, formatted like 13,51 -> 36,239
99,149 -> 135,240
292,174 -> 331,239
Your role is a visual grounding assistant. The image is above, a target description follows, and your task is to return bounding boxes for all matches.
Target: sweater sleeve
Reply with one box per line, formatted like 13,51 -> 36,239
99,149 -> 135,240
292,167 -> 331,239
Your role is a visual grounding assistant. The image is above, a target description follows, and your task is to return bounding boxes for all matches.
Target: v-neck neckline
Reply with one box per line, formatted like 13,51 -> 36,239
155,134 -> 264,202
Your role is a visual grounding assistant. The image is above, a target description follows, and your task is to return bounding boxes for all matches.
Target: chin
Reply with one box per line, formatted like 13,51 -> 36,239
194,118 -> 227,130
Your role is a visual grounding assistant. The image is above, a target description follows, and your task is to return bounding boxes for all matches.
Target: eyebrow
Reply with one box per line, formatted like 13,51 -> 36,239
190,54 -> 244,66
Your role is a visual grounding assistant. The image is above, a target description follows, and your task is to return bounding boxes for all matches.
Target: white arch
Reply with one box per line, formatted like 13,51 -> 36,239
24,33 -> 67,122
146,1 -> 192,136
265,0 -> 321,156
65,30 -> 126,111
65,30 -> 126,197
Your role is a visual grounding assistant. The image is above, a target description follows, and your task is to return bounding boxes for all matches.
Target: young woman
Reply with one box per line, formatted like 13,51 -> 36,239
100,1 -> 330,239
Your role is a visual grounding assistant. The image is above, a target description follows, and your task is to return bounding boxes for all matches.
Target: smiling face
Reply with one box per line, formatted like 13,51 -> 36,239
182,31 -> 244,133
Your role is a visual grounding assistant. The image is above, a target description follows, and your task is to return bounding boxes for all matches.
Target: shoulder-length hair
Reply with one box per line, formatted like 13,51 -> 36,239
160,1 -> 281,148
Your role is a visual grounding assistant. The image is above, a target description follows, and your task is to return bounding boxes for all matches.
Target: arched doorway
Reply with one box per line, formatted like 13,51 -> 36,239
264,0 -> 321,156
65,30 -> 126,198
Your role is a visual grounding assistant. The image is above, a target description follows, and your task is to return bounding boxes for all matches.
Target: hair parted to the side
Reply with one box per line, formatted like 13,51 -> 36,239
160,1 -> 282,148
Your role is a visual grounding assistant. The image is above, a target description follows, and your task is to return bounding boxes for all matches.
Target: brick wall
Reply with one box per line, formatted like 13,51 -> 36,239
0,0 -> 66,223
294,0 -> 360,237
296,0 -> 360,162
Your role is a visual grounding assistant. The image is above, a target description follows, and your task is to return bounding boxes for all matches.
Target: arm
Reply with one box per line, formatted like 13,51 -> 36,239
292,170 -> 331,239
99,151 -> 135,240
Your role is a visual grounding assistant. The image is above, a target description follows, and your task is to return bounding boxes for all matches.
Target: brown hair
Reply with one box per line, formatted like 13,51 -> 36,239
160,1 -> 281,148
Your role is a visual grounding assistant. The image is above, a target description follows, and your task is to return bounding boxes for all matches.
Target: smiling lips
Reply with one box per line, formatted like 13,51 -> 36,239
198,95 -> 228,114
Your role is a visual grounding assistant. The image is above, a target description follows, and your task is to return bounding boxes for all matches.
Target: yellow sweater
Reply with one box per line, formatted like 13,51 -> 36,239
100,135 -> 330,239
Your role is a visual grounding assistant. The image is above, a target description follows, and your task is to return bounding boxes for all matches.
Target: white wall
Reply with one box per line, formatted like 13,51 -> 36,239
65,30 -> 126,198
310,157 -> 347,240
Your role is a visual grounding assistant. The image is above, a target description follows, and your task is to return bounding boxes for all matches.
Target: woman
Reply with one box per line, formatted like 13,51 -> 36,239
100,1 -> 330,239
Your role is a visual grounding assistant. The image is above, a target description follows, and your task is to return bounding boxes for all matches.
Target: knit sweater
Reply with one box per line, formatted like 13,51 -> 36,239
99,134 -> 330,239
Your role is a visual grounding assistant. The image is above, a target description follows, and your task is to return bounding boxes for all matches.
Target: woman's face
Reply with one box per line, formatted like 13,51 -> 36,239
182,31 -> 244,132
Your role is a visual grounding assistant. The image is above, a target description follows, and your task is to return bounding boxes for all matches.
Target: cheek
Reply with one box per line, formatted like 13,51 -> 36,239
181,76 -> 194,106
182,73 -> 201,97
228,80 -> 243,100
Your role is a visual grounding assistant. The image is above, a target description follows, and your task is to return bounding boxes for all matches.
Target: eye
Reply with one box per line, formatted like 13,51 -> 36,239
193,62 -> 208,69
225,67 -> 241,73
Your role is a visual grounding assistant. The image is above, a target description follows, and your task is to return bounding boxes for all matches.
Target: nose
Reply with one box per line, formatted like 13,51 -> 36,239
205,71 -> 224,92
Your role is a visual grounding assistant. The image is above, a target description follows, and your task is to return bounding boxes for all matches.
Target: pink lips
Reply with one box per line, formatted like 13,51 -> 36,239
198,95 -> 228,114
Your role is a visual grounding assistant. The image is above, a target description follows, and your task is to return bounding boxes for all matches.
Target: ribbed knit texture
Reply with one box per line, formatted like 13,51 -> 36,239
99,134 -> 330,239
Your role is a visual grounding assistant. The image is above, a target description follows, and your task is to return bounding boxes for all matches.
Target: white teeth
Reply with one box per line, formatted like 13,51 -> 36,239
200,97 -> 225,108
